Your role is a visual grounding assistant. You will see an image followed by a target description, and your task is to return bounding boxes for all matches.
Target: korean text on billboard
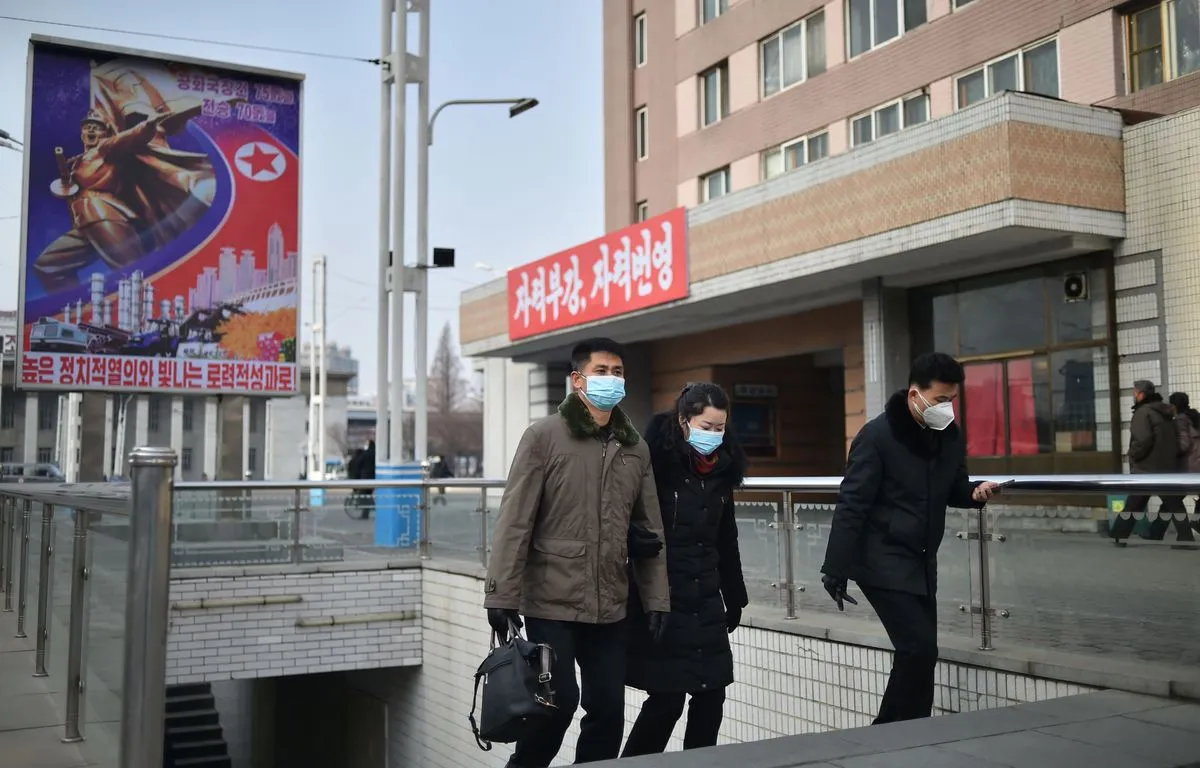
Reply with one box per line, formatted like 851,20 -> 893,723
17,41 -> 302,394
507,207 -> 689,341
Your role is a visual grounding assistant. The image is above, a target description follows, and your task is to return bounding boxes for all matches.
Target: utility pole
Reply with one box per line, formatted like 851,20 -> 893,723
413,0 -> 431,464
375,0 -> 394,463
387,0 -> 409,465
307,256 -> 327,483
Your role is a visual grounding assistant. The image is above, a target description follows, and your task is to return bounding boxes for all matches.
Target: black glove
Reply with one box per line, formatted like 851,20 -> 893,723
725,605 -> 742,634
647,611 -> 669,643
821,574 -> 858,612
628,526 -> 664,559
487,608 -> 522,641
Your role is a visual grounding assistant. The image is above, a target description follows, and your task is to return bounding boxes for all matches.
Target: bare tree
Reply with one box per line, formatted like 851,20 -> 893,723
327,423 -> 350,458
429,322 -> 468,414
426,322 -> 482,471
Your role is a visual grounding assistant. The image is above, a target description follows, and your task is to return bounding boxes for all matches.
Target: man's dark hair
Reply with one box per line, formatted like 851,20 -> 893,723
570,337 -> 626,372
908,352 -> 965,389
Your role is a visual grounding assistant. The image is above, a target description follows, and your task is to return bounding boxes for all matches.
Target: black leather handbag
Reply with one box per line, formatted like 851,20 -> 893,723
468,622 -> 558,751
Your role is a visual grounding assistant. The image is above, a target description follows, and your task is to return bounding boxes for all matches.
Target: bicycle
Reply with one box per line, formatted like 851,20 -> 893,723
343,490 -> 374,520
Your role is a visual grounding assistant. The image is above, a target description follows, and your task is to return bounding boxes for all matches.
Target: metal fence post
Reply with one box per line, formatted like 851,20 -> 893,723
419,484 -> 431,560
63,508 -> 92,743
16,499 -> 32,637
976,506 -> 995,651
782,491 -> 797,621
291,488 -> 303,565
0,497 -> 9,598
3,497 -> 15,611
33,503 -> 55,677
120,446 -> 177,768
477,486 -> 489,570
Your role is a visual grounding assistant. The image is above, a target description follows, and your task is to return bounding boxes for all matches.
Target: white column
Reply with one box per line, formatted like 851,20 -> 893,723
241,398 -> 251,478
170,396 -> 185,480
862,278 -> 911,417
102,395 -> 115,480
203,396 -> 218,480
134,396 -> 150,447
23,392 -> 37,464
263,399 -> 275,480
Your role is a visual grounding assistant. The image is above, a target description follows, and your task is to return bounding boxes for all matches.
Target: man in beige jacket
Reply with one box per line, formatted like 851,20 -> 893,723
484,337 -> 671,767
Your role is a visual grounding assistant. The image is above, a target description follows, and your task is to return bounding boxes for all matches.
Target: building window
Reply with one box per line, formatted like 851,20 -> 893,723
182,399 -> 194,432
181,447 -> 193,472
850,92 -> 929,146
700,62 -> 729,127
700,0 -> 727,25
761,10 -> 827,98
953,0 -> 976,6
37,447 -> 52,464
635,200 -> 649,222
634,13 -> 647,67
248,447 -> 258,473
956,38 -> 1059,109
37,398 -> 54,432
762,131 -> 830,179
1126,1 -> 1200,92
700,167 -> 730,201
847,0 -> 927,59
909,263 -> 1114,465
1,393 -> 13,429
148,400 -> 161,433
0,447 -> 12,463
635,106 -> 649,161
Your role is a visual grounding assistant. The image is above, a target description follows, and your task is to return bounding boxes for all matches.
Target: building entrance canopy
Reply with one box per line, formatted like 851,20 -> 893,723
460,93 -> 1126,362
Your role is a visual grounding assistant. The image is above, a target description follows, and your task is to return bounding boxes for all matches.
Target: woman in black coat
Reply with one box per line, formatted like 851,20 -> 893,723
622,382 -> 748,756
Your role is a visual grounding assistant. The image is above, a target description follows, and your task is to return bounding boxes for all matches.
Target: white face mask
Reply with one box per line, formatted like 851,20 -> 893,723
916,391 -> 955,431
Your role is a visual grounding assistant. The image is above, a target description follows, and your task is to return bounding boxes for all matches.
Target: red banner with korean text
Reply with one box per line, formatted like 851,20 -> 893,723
507,208 -> 689,341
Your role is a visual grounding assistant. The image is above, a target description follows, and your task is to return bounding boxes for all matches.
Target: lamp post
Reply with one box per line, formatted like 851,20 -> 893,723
414,95 -> 538,462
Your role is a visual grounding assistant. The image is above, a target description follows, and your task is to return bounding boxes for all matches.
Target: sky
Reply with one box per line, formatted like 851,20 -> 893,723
0,0 -> 604,395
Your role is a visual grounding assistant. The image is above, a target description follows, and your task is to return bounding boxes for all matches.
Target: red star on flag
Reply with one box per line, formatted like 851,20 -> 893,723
245,144 -> 279,177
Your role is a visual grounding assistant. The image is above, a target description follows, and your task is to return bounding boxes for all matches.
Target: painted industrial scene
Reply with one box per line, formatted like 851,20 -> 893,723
27,222 -> 299,363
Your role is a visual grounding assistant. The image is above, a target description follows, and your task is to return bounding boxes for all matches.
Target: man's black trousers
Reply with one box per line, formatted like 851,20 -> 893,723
860,585 -> 938,724
1111,495 -> 1195,541
509,617 -> 627,767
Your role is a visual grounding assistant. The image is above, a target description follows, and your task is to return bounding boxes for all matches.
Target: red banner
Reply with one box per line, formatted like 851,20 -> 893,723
507,208 -> 689,341
21,353 -> 295,393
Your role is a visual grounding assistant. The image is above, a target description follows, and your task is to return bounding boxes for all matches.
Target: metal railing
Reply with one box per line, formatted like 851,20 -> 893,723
2,468 -> 1198,767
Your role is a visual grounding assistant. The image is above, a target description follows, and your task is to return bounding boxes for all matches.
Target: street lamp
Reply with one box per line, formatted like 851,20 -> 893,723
413,96 -> 538,462
0,128 -> 23,153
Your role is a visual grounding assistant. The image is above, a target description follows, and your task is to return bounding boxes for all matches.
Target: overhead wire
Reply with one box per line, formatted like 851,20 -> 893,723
0,14 -> 382,65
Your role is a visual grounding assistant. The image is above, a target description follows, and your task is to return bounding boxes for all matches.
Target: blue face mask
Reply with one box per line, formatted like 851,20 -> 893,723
583,375 -> 625,411
686,426 -> 724,456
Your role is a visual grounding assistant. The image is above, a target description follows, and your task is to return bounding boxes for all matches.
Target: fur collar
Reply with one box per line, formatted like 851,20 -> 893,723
884,389 -> 959,458
644,412 -> 745,486
558,392 -> 640,447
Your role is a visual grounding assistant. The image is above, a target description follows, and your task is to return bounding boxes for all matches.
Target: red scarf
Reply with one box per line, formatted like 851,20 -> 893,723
692,452 -> 719,475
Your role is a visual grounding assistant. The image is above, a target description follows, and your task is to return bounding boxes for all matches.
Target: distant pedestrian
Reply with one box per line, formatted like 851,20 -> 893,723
821,353 -> 1000,724
1112,381 -> 1193,543
622,382 -> 748,756
1169,391 -> 1200,536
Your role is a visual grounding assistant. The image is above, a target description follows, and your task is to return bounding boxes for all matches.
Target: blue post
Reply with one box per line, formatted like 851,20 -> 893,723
375,462 -> 424,549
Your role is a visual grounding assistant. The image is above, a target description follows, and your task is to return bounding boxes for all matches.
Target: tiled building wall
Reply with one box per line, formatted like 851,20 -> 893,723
355,565 -> 1097,768
165,566 -> 422,685
1115,108 -> 1200,461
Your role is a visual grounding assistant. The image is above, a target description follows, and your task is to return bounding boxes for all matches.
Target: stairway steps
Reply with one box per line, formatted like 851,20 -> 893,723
164,683 -> 231,768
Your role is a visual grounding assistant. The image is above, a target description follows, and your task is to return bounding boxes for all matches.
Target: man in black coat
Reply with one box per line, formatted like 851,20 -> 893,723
821,353 -> 1000,724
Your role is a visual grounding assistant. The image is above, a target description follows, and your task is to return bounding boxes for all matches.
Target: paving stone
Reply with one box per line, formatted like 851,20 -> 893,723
1127,705 -> 1200,734
1037,716 -> 1200,766
829,744 -> 1010,768
1015,690 -> 1175,721
940,729 -> 1176,768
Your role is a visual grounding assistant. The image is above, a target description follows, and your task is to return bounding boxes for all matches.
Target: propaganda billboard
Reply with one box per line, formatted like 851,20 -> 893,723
17,38 -> 302,394
507,207 -> 690,341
